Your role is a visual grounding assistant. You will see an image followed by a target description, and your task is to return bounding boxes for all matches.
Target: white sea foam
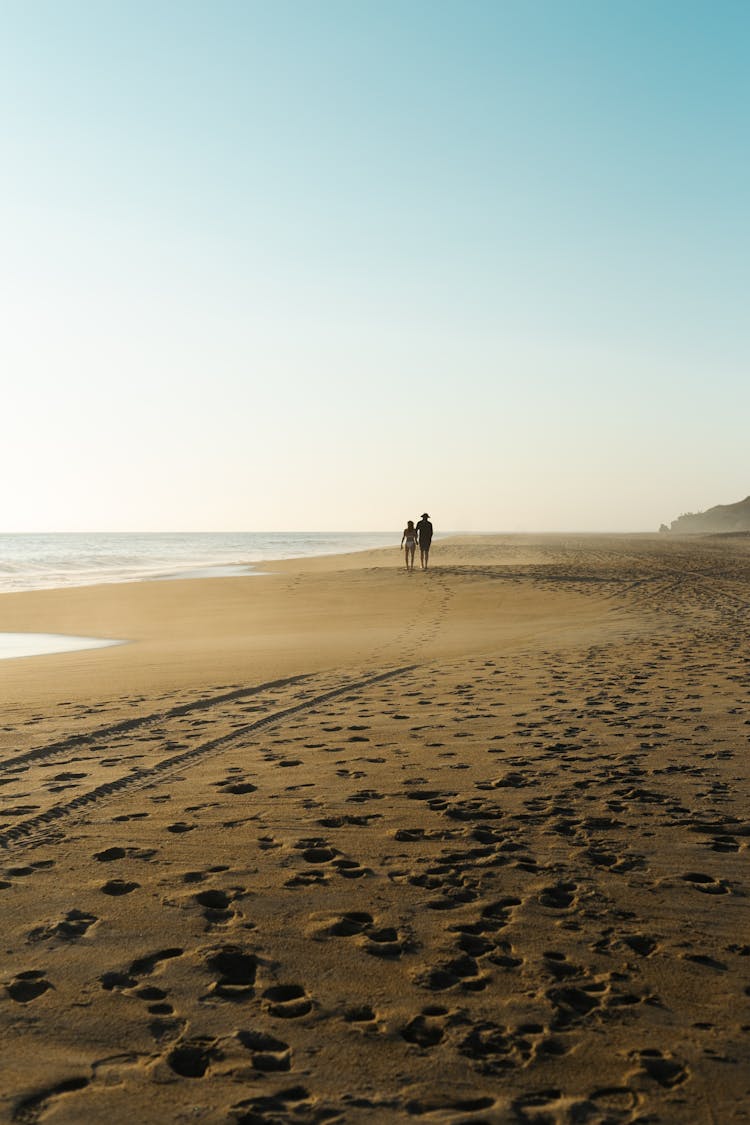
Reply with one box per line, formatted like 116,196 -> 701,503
0,532 -> 397,594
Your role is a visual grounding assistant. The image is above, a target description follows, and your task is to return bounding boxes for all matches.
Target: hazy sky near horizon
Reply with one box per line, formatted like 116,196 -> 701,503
2,0 -> 748,533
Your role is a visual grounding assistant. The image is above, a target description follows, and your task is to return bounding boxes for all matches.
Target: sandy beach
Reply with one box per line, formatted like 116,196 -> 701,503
1,534 -> 748,1124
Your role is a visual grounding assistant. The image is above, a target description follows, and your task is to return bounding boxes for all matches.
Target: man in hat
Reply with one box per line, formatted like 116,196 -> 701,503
416,513 -> 433,570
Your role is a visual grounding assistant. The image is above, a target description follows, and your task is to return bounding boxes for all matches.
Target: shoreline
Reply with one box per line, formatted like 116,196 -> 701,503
0,531 -> 402,597
0,529 -> 719,599
0,534 -> 626,715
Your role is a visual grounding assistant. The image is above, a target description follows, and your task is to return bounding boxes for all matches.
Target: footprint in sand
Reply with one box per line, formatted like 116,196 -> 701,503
206,946 -> 257,1001
95,846 -> 128,861
94,845 -> 156,862
477,897 -> 521,932
11,1076 -> 91,1122
632,1048 -> 689,1088
328,911 -> 374,938
681,871 -> 731,895
7,970 -> 53,1003
133,984 -> 175,1015
541,951 -> 582,981
100,970 -> 138,991
406,1092 -> 496,1117
150,1015 -> 187,1043
28,909 -> 98,942
236,1029 -> 292,1071
214,776 -> 258,795
194,887 -> 231,910
166,1037 -> 218,1078
101,879 -> 140,896
231,1087 -> 316,1123
296,840 -> 338,863
417,953 -> 488,993
262,983 -> 313,1018
346,789 -> 385,804
332,857 -> 372,879
458,1019 -> 560,1072
622,934 -> 659,957
285,870 -> 329,888
343,1004 -> 378,1026
129,947 -> 184,976
319,814 -> 378,829
290,837 -> 371,877
363,927 -> 405,959
682,952 -> 728,971
547,982 -> 609,1029
324,911 -> 406,957
707,834 -> 740,853
539,881 -> 578,909
401,1005 -> 457,1048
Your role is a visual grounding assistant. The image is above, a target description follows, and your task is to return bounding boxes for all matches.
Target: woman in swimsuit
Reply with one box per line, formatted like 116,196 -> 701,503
401,520 -> 417,572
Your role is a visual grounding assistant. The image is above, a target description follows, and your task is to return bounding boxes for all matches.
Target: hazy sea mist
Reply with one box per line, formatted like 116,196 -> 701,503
0,533 -> 397,594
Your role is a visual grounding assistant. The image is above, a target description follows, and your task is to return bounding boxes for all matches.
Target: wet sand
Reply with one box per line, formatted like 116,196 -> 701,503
0,534 -> 748,1123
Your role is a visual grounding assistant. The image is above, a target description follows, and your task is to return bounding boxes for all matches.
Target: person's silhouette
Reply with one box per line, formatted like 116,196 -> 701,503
401,520 -> 417,572
416,513 -> 433,570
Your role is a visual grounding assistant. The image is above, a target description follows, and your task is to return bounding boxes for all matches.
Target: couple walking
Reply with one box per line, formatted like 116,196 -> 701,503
401,513 -> 433,572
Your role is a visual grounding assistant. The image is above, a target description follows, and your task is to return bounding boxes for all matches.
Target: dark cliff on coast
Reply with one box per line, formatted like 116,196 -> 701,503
664,495 -> 750,533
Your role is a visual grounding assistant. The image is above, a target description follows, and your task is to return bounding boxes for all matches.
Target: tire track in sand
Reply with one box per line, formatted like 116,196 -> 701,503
0,673 -> 315,776
0,664 -> 417,850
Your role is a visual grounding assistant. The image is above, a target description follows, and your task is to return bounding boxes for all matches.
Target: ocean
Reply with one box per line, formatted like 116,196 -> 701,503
0,532 -> 398,595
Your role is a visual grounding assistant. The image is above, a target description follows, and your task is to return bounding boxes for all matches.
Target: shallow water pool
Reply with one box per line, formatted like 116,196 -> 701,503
0,633 -> 124,661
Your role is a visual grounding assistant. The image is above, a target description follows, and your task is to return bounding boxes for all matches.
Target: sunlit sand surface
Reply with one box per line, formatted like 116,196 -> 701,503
0,534 -> 748,1123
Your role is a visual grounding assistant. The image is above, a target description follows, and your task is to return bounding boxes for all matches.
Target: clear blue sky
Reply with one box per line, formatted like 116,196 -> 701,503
2,0 -> 748,531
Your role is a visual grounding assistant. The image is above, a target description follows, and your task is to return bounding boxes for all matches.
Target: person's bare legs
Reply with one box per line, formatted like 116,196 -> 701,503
407,545 -> 415,572
421,547 -> 429,570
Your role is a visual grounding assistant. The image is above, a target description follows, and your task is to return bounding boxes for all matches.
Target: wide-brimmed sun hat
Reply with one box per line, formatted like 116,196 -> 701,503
421,513 -> 430,518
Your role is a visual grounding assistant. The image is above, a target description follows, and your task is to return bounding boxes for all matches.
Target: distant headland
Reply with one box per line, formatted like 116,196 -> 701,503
662,494 -> 750,534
